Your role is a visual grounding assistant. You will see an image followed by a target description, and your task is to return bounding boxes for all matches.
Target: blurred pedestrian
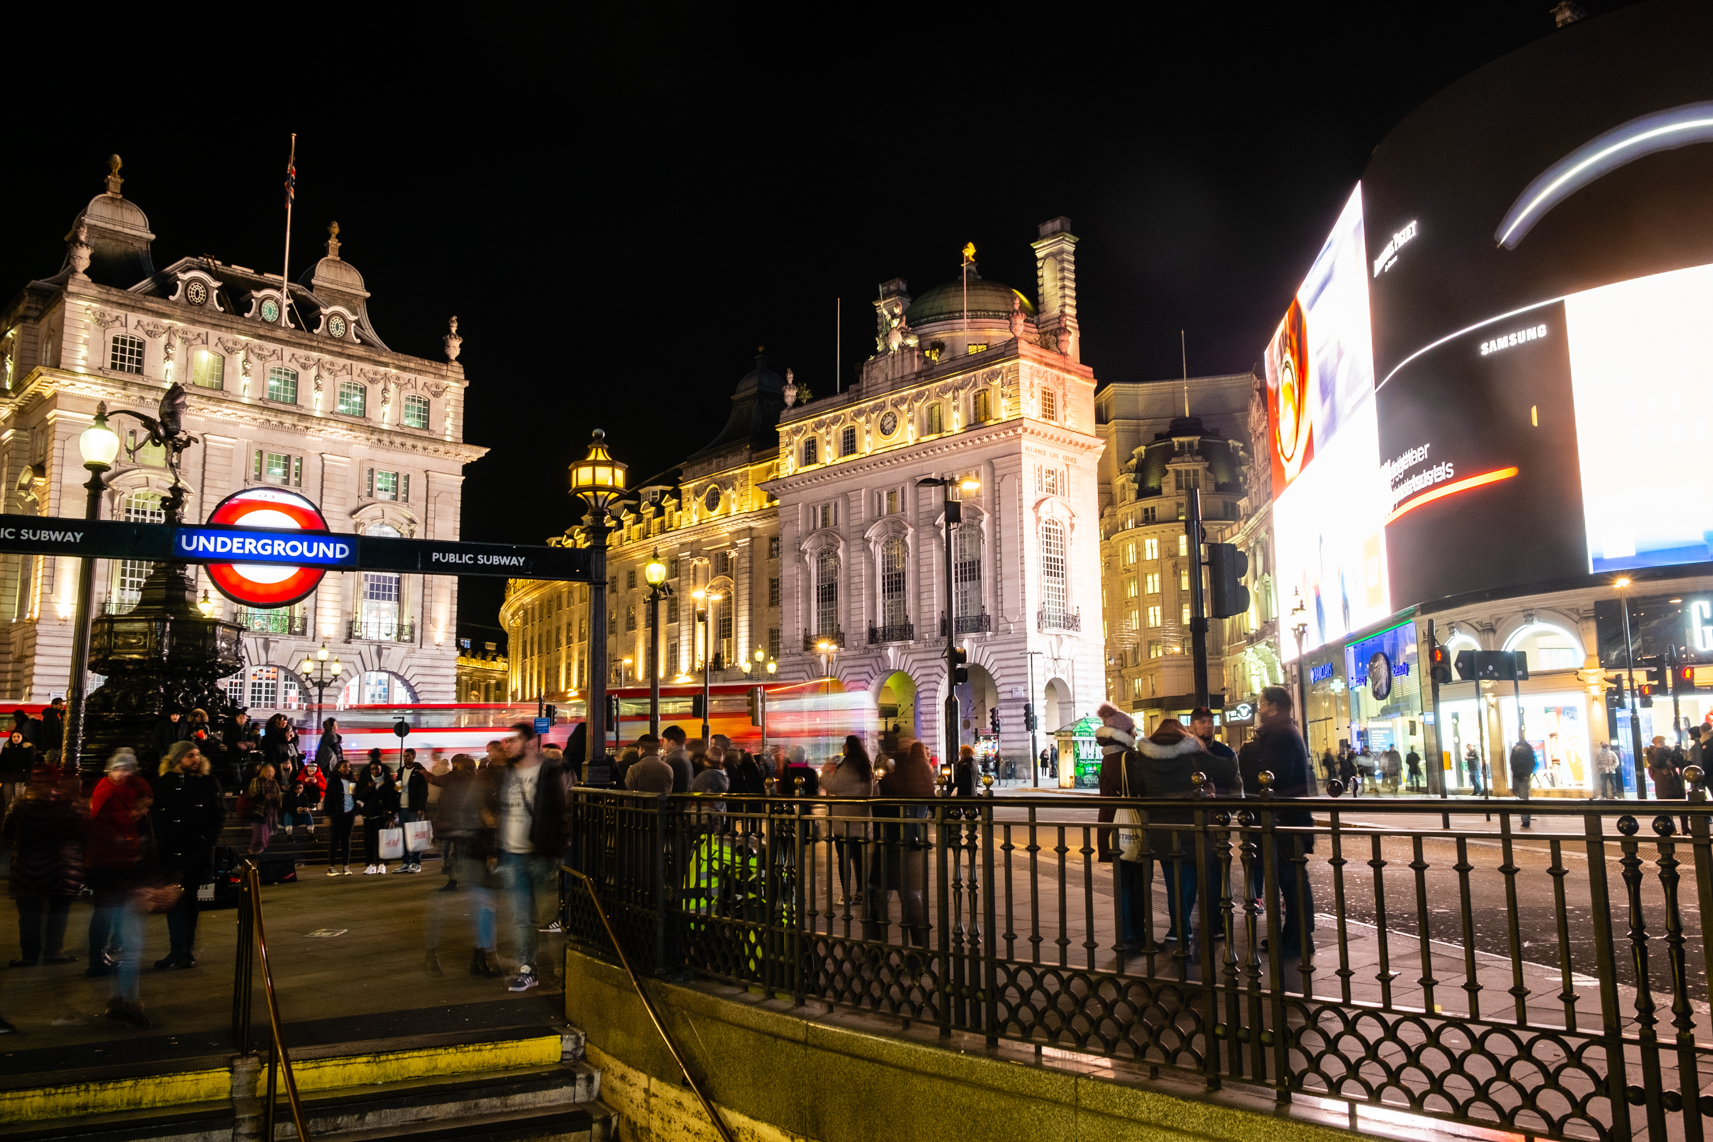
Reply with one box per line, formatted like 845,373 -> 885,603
623,736 -> 672,793
951,745 -> 977,797
822,735 -> 874,905
494,723 -> 567,992
150,742 -> 224,969
356,757 -> 399,874
1648,736 -> 1689,834
398,756 -> 429,872
1252,687 -> 1315,959
1509,736 -> 1537,828
242,762 -> 281,854
660,726 -> 692,793
1094,706 -> 1150,954
324,759 -> 359,876
224,710 -> 260,786
38,698 -> 65,770
1465,745 -> 1484,795
0,709 -> 37,817
314,718 -> 345,772
86,750 -> 153,1026
3,763 -> 82,966
869,740 -> 933,945
1405,747 -> 1423,792
425,753 -> 497,976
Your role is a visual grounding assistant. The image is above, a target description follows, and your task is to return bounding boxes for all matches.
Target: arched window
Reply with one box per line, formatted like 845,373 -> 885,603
881,534 -> 908,628
1040,519 -> 1067,626
815,547 -> 840,638
109,334 -> 145,374
802,438 -> 818,467
356,522 -> 403,640
113,490 -> 164,610
954,522 -> 983,628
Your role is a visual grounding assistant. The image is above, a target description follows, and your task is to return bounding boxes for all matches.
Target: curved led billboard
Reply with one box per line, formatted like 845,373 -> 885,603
1270,0 -> 1713,657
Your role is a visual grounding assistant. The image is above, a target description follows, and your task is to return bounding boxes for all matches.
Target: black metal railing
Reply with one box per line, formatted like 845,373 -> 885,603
233,859 -> 312,1140
1037,607 -> 1080,632
237,608 -> 309,635
803,629 -> 846,651
349,618 -> 414,642
868,621 -> 914,644
561,774 -> 1713,1142
940,610 -> 992,636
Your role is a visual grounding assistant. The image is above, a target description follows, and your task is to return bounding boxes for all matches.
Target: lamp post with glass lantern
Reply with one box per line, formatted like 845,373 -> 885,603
569,430 -> 626,772
1614,576 -> 1649,798
298,645 -> 343,736
692,588 -> 723,743
644,549 -> 671,737
62,403 -> 121,780
917,474 -> 980,775
740,646 -> 777,747
1289,589 -> 1310,743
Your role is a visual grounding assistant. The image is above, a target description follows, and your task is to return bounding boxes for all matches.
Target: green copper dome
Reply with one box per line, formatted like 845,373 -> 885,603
903,272 -> 1035,328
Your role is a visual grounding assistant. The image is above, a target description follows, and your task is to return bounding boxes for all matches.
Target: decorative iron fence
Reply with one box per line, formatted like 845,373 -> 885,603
237,608 -> 309,635
563,779 -> 1713,1142
1036,608 -> 1080,632
868,621 -> 915,644
348,618 -> 414,642
802,629 -> 846,651
940,610 -> 992,636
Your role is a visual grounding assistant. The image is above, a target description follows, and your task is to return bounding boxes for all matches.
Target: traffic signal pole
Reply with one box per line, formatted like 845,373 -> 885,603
1185,488 -> 1209,706
1427,620 -> 1447,802
942,483 -> 961,771
1619,593 -> 1649,799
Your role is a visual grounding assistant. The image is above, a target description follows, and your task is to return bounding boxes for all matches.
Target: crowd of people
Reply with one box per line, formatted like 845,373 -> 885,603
0,711 -> 577,1035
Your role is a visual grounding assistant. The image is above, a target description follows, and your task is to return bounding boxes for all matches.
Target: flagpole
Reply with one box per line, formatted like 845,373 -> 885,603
282,134 -> 298,327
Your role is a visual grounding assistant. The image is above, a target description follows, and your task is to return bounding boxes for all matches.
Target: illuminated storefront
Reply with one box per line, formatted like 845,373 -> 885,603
1343,619 -> 1426,770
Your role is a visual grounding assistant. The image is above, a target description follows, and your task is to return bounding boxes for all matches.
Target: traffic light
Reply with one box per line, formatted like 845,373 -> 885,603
989,706 -> 1000,733
1206,543 -> 1250,618
606,694 -> 621,724
544,703 -> 557,721
1023,702 -> 1037,732
1674,664 -> 1696,695
1605,676 -> 1626,711
1638,681 -> 1655,708
951,647 -> 968,684
691,694 -> 706,719
1428,644 -> 1453,684
747,685 -> 764,726
1647,659 -> 1670,691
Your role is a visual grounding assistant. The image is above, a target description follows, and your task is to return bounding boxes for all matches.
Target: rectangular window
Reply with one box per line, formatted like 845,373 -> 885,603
766,537 -> 779,560
625,604 -> 636,632
1127,608 -> 1139,630
666,597 -> 678,624
1147,605 -> 1162,628
626,569 -> 637,590
359,572 -> 401,639
802,438 -> 818,466
267,366 -> 297,404
1180,567 -> 1191,591
966,342 -> 988,355
769,577 -> 779,607
714,551 -> 730,576
1144,572 -> 1160,594
668,639 -> 679,668
1041,387 -> 1057,421
1178,534 -> 1189,557
1143,537 -> 1160,561
840,426 -> 857,456
885,489 -> 899,515
769,627 -> 781,658
1124,541 -> 1136,565
1149,640 -> 1163,659
402,393 -> 430,429
972,390 -> 991,423
109,334 -> 144,375
668,557 -> 680,579
190,349 -> 223,389
374,470 -> 399,501
263,452 -> 291,485
1040,467 -> 1059,496
249,667 -> 280,710
815,502 -> 838,530
128,430 -> 165,468
337,380 -> 366,417
926,404 -> 943,435
1182,603 -> 1192,626
1141,506 -> 1157,523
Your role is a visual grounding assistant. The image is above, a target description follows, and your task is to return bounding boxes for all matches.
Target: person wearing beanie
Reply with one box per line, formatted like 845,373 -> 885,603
1095,703 -> 1151,954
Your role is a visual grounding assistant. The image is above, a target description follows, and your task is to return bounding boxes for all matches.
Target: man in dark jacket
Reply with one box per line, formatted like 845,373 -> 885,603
1251,686 -> 1315,958
0,709 -> 36,817
150,741 -> 226,968
39,698 -> 65,769
1188,708 -> 1241,797
397,752 -> 430,872
492,723 -> 569,992
1509,736 -> 1537,828
151,712 -> 191,772
224,711 -> 260,785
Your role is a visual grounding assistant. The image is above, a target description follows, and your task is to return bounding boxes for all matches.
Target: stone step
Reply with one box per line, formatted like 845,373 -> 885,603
304,1102 -> 613,1142
269,1062 -> 602,1139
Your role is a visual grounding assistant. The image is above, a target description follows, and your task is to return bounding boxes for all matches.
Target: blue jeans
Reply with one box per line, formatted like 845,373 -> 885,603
95,894 -> 144,1002
496,851 -> 552,971
427,846 -> 494,952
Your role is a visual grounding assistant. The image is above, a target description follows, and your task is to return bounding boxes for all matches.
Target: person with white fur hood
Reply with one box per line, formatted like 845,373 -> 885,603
1096,705 -> 1209,953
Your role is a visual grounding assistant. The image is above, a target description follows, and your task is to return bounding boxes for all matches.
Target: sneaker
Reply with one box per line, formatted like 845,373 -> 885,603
538,920 -> 564,934
342,866 -> 354,876
507,968 -> 539,992
364,865 -> 378,875
327,868 -> 341,877
377,864 -> 388,875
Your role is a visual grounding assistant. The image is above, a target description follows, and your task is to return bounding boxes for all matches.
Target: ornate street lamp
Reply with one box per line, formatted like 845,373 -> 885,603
569,430 -> 626,770
644,549 -> 671,736
299,644 -> 343,738
62,404 -> 121,779
693,588 -> 723,743
1289,588 -> 1309,743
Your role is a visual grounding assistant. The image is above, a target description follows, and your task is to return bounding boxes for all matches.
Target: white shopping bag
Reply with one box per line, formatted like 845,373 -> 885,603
405,819 -> 435,853
1115,757 -> 1146,862
378,827 -> 405,861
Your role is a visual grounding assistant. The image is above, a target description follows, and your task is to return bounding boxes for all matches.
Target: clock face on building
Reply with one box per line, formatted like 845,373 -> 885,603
879,411 -> 898,436
184,280 -> 208,306
260,298 -> 280,323
327,315 -> 347,338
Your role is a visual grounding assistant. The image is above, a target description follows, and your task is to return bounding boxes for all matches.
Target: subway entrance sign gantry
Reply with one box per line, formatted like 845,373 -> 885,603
0,507 -> 593,583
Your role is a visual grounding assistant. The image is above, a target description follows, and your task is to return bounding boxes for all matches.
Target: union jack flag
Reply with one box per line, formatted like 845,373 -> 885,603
284,135 -> 296,208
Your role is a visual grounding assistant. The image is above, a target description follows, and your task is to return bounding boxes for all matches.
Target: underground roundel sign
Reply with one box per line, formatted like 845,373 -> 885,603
203,488 -> 334,608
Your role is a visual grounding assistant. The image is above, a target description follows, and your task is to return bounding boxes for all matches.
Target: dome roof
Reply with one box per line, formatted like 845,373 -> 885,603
80,192 -> 151,240
309,255 -> 366,294
904,271 -> 1035,328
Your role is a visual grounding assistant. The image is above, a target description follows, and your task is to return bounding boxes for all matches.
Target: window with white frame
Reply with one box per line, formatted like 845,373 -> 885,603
1177,534 -> 1189,557
402,393 -> 430,429
1039,519 -> 1067,624
114,489 -> 164,610
840,426 -> 857,457
1182,603 -> 1192,626
880,534 -> 908,628
885,489 -> 899,515
190,349 -> 223,389
109,334 -> 145,374
360,572 -> 402,639
815,546 -> 839,638
1040,386 -> 1057,421
972,389 -> 991,423
802,438 -> 818,466
1143,537 -> 1160,561
925,404 -> 943,435
267,366 -> 297,404
366,469 -> 408,502
1147,604 -> 1162,628
1037,465 -> 1065,496
337,380 -> 366,417
954,522 -> 981,622
813,501 -> 838,530
1144,572 -> 1160,594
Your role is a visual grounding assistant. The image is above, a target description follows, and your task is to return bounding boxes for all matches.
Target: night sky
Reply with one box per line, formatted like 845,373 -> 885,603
0,3 -> 1631,646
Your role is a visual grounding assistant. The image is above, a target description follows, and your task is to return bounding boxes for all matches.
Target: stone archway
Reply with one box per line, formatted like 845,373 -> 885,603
957,663 -> 1001,748
1043,676 -> 1073,733
877,669 -> 919,747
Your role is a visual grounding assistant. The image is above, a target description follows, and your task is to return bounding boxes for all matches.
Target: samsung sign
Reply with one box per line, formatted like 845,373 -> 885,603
174,528 -> 355,567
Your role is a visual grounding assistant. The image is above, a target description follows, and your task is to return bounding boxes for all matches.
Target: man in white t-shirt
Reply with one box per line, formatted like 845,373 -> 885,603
494,723 -> 566,993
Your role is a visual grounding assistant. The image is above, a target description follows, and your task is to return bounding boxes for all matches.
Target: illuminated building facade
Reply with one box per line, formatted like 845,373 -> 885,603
0,159 -> 483,710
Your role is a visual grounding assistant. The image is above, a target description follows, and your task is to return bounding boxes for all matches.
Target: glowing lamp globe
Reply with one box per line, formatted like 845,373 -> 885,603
80,405 -> 121,470
569,429 -> 627,512
645,549 -> 666,587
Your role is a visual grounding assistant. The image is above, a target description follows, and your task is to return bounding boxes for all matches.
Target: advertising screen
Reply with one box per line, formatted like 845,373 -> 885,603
1266,2 -> 1713,623
1267,187 -> 1390,659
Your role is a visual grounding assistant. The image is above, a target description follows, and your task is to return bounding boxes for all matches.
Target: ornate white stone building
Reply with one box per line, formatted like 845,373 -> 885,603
0,158 -> 484,710
766,218 -> 1106,759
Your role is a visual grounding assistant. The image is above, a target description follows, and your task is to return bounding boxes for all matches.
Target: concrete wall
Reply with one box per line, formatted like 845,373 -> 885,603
564,945 -> 1362,1142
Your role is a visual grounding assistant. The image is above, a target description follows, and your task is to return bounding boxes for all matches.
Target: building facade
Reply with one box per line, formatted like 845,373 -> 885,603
455,645 -> 509,703
765,218 -> 1105,764
0,159 -> 483,711
499,355 -> 786,704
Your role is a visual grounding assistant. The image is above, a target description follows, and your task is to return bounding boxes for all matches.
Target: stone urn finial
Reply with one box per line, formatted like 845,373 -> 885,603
444,316 -> 462,363
782,368 -> 798,408
67,223 -> 92,279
